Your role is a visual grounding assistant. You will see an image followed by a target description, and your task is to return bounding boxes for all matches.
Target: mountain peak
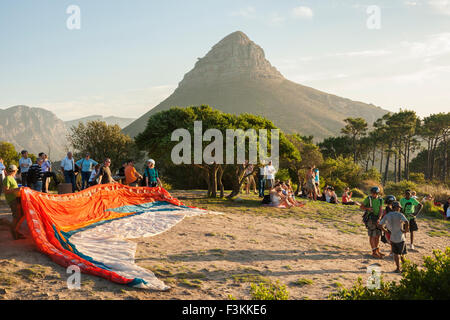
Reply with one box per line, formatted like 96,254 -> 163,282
178,31 -> 283,88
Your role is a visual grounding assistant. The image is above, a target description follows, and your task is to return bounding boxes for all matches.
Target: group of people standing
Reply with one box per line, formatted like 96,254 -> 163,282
361,187 -> 424,272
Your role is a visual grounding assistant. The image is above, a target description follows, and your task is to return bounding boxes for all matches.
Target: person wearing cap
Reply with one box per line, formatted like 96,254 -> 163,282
379,201 -> 409,273
19,150 -> 32,187
399,189 -> 423,250
124,159 -> 143,187
360,186 -> 385,258
2,164 -> 25,240
143,159 -> 161,188
76,153 -> 98,190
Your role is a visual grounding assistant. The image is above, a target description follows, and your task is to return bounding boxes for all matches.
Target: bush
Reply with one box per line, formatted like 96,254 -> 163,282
250,280 -> 289,300
321,156 -> 363,189
351,188 -> 366,198
384,181 -> 418,199
409,173 -> 426,185
275,168 -> 291,183
330,248 -> 450,300
422,201 -> 444,219
358,180 -> 384,196
416,184 -> 450,203
361,167 -> 381,183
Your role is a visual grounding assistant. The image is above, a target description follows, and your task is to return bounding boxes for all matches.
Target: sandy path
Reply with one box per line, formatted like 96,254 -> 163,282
0,191 -> 448,300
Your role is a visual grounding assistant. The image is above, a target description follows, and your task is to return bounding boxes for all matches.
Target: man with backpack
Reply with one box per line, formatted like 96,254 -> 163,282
399,189 -> 423,250
360,186 -> 385,259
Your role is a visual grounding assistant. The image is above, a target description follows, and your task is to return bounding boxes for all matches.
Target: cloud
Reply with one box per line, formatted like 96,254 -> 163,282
291,6 -> 314,19
428,0 -> 450,15
401,32 -> 450,59
330,49 -> 392,58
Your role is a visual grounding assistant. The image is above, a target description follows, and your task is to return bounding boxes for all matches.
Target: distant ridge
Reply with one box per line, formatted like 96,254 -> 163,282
65,115 -> 136,129
124,31 -> 388,139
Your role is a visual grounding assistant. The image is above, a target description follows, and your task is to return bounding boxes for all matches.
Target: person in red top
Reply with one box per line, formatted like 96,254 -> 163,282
342,187 -> 360,206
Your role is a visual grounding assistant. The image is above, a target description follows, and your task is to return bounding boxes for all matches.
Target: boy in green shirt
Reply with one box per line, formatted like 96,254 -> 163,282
360,186 -> 385,258
2,165 -> 25,240
399,189 -> 423,250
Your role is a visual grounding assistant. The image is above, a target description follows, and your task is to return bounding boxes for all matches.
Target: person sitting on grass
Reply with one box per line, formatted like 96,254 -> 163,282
282,181 -> 305,207
269,184 -> 293,208
443,197 -> 450,221
342,187 -> 360,205
2,165 -> 25,240
379,201 -> 409,273
324,186 -> 338,204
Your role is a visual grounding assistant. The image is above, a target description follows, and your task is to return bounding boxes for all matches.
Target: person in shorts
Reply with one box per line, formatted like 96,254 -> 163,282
379,201 -> 409,273
400,189 -> 423,250
360,186 -> 384,258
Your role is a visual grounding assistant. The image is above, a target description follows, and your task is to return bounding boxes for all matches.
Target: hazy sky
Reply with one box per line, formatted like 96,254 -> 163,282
1,0 -> 449,121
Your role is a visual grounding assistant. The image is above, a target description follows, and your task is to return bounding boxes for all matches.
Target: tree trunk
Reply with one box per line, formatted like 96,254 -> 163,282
379,149 -> 384,179
217,165 -> 224,198
394,152 -> 398,183
383,142 -> 392,185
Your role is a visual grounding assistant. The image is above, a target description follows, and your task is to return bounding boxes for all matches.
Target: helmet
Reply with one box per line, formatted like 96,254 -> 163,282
370,186 -> 380,194
385,195 -> 396,204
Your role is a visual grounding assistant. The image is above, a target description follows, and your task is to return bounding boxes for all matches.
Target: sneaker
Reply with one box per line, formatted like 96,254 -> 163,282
410,244 -> 415,250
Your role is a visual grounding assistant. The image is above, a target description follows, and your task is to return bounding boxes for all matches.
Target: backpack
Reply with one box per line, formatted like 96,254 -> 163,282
262,195 -> 271,204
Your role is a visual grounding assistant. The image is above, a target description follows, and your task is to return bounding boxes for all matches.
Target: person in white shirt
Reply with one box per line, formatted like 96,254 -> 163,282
60,152 -> 76,192
19,150 -> 32,187
265,160 -> 277,190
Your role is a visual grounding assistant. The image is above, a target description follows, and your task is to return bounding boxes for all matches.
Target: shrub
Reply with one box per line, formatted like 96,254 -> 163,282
416,184 -> 450,203
330,248 -> 450,300
351,188 -> 366,198
422,201 -> 444,219
250,280 -> 289,300
358,180 -> 384,196
384,181 -> 418,199
409,173 -> 426,185
361,167 -> 381,183
275,168 -> 291,183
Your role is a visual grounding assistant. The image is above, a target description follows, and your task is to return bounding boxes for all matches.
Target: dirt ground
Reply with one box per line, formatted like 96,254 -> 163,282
0,190 -> 449,300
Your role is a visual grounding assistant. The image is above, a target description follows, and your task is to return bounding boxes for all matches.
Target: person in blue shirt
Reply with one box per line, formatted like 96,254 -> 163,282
76,153 -> 98,190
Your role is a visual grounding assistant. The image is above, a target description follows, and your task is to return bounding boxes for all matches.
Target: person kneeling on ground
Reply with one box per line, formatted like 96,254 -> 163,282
379,201 -> 409,273
342,187 -> 360,206
2,165 -> 25,240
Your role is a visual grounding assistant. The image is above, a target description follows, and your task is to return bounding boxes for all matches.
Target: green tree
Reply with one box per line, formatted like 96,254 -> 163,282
341,117 -> 368,163
68,121 -> 139,172
0,141 -> 20,166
